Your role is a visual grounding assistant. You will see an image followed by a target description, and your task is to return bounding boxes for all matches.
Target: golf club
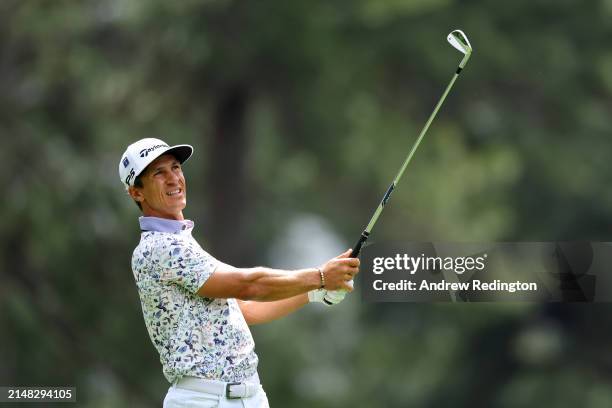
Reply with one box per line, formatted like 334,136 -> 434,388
324,30 -> 472,305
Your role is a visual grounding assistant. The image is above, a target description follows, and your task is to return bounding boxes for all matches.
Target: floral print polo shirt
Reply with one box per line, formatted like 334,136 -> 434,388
131,216 -> 259,384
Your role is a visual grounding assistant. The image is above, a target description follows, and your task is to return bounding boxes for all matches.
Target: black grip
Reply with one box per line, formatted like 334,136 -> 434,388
350,231 -> 370,258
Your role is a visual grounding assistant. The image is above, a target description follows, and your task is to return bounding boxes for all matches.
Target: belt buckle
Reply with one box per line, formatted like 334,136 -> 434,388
225,382 -> 242,399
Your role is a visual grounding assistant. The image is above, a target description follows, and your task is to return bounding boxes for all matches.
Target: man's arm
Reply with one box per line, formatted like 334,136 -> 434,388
236,294 -> 309,325
196,249 -> 359,302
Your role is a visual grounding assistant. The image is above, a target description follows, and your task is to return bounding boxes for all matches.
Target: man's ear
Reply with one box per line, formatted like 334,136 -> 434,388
128,185 -> 144,204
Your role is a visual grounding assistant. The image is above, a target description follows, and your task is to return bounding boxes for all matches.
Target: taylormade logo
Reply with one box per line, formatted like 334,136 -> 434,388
139,144 -> 168,157
373,253 -> 487,275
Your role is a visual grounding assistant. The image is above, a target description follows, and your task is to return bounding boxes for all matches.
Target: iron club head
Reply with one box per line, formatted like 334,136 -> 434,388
447,30 -> 472,54
447,29 -> 472,68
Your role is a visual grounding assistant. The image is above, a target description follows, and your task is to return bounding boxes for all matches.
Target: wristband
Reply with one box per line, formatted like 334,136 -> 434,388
317,268 -> 325,289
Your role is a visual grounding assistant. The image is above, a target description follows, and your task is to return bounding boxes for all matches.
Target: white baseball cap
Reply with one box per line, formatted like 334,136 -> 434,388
118,138 -> 193,189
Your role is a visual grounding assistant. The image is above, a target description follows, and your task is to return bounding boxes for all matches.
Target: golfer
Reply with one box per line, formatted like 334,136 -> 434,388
119,138 -> 360,407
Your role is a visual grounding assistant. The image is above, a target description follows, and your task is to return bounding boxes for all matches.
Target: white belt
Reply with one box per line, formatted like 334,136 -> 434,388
175,376 -> 261,399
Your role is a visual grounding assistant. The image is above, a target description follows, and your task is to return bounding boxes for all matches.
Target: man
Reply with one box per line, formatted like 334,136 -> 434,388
118,138 -> 360,407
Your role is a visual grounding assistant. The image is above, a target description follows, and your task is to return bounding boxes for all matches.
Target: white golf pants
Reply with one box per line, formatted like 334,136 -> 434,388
163,377 -> 270,408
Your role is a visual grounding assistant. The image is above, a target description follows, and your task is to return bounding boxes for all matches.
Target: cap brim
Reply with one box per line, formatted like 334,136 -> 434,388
134,144 -> 194,181
165,144 -> 193,164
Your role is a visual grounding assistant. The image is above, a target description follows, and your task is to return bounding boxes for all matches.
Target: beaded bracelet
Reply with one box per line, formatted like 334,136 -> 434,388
317,268 -> 325,289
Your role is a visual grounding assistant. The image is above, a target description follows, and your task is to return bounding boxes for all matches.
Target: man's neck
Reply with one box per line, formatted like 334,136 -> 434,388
142,209 -> 184,221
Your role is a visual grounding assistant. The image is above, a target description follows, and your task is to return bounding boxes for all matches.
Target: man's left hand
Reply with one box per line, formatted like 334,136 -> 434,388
308,289 -> 346,305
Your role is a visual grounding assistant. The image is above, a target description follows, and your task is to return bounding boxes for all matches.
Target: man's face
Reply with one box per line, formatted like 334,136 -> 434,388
131,154 -> 187,220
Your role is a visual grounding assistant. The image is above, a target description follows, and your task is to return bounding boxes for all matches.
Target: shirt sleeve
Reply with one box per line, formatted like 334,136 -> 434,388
154,235 -> 219,294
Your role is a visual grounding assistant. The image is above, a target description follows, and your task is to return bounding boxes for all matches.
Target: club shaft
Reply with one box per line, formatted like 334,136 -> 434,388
350,68 -> 463,258
367,72 -> 459,233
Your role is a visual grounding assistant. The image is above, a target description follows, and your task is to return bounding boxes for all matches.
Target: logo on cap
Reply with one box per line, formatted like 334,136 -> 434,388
122,157 -> 130,168
125,168 -> 136,185
139,144 -> 168,158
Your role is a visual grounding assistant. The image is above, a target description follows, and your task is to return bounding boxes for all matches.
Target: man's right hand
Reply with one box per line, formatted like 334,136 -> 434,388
319,249 -> 360,291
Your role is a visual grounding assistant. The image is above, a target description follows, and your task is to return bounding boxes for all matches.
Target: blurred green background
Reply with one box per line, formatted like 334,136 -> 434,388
2,0 -> 612,406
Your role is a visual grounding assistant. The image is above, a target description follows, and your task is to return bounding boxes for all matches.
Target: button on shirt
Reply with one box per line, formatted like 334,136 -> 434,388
131,216 -> 259,383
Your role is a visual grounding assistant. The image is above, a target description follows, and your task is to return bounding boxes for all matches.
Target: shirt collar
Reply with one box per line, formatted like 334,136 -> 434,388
139,216 -> 194,233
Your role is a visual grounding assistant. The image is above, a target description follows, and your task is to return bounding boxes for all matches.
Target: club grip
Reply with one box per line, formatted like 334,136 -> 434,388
350,231 -> 370,258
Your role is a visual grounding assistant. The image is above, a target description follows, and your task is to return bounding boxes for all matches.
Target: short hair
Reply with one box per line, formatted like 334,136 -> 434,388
133,174 -> 143,210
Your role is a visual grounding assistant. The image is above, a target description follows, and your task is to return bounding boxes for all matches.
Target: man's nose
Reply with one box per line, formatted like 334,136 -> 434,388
166,171 -> 180,184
